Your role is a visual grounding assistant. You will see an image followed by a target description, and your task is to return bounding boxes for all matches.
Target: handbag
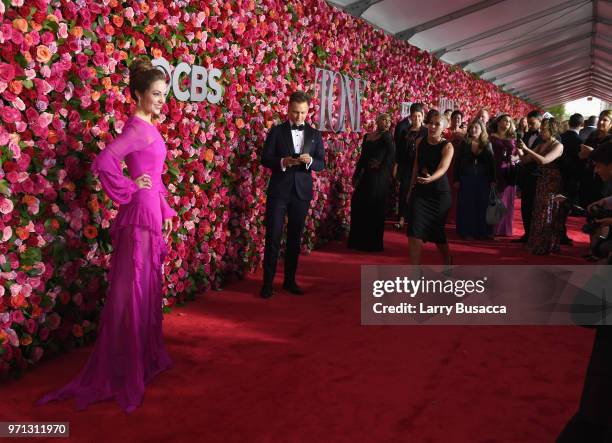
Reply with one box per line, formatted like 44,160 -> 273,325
486,187 -> 507,225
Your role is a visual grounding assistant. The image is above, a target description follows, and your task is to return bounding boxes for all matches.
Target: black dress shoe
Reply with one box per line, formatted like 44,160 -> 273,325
282,282 -> 304,295
511,235 -> 528,243
260,285 -> 274,299
560,237 -> 574,246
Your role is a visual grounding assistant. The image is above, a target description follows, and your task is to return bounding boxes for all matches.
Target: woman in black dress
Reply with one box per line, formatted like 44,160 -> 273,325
348,113 -> 395,251
393,103 -> 427,229
406,110 -> 454,267
454,120 -> 496,239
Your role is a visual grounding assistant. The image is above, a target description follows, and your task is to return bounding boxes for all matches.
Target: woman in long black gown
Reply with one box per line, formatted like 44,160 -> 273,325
406,110 -> 454,267
348,114 -> 395,251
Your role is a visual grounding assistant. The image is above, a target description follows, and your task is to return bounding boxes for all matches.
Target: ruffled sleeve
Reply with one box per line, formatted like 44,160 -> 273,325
91,123 -> 141,205
159,182 -> 176,220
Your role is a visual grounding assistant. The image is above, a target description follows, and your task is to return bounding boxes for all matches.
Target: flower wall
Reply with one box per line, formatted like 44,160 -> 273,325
0,0 -> 533,376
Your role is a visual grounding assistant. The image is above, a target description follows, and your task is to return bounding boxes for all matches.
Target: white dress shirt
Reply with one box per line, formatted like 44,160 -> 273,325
280,121 -> 313,171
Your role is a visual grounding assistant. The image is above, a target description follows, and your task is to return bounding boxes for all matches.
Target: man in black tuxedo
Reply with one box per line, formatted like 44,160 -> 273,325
513,110 -> 542,243
579,115 -> 598,142
558,113 -> 584,245
260,91 -> 326,298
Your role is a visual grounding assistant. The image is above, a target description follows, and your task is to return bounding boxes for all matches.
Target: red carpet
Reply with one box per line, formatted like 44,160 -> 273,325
0,206 -> 596,442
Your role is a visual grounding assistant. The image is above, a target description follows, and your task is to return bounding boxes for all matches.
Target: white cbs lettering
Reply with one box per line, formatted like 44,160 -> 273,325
438,98 -> 456,111
152,57 -> 223,104
315,67 -> 367,133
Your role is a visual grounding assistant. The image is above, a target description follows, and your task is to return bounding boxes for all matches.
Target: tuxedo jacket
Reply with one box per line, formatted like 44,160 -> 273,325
261,121 -> 325,201
560,130 -> 583,179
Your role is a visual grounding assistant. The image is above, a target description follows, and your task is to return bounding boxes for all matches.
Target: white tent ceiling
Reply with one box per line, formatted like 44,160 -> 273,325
328,0 -> 612,108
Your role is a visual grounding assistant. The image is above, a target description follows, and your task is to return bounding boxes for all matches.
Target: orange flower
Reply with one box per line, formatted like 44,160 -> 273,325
36,45 -> 52,64
204,149 -> 214,163
63,181 -> 75,192
70,26 -> 83,38
83,225 -> 98,239
119,50 -> 128,61
136,39 -> 145,51
101,77 -> 112,90
20,334 -> 33,346
46,14 -> 58,23
105,43 -> 114,56
152,47 -> 162,59
140,2 -> 149,13
9,80 -> 23,95
191,123 -> 200,135
104,24 -> 115,36
112,15 -> 123,28
22,195 -> 36,205
143,25 -> 155,35
91,90 -> 101,101
47,130 -> 58,144
0,330 -> 7,345
235,118 -> 245,129
11,293 -> 26,308
31,305 -> 42,319
88,198 -> 100,212
15,226 -> 30,240
12,18 -> 28,33
109,0 -> 118,6
72,325 -> 83,338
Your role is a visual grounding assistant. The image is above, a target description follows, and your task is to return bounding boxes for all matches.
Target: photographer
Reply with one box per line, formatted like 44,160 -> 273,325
558,143 -> 612,442
583,142 -> 612,263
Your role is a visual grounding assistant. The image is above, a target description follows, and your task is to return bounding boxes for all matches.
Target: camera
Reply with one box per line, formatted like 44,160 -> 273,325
582,204 -> 612,234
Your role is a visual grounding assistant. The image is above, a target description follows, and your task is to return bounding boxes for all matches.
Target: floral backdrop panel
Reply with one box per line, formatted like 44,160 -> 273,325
0,0 -> 534,377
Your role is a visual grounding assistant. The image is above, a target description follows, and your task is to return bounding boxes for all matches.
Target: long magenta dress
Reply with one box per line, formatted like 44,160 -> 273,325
37,116 -> 175,412
491,135 -> 517,236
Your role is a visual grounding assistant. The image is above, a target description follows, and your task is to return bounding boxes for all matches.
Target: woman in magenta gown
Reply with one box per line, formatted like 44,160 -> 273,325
490,114 -> 519,237
37,59 -> 175,412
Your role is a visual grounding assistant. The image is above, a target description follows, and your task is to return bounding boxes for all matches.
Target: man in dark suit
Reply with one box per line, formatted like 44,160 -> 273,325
579,115 -> 598,142
260,91 -> 326,298
513,110 -> 542,243
558,113 -> 584,245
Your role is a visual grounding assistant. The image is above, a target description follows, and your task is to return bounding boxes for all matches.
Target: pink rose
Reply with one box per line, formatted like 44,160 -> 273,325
11,310 -> 25,325
0,106 -> 20,123
38,327 -> 49,341
0,197 -> 14,214
0,63 -> 15,83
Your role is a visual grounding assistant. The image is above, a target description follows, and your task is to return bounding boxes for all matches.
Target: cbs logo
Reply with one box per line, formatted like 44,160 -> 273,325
153,57 -> 223,104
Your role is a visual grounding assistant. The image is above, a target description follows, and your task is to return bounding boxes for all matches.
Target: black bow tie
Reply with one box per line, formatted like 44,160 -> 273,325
291,124 -> 305,131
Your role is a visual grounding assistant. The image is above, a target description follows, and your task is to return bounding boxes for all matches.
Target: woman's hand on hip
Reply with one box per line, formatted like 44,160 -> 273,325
134,174 -> 152,189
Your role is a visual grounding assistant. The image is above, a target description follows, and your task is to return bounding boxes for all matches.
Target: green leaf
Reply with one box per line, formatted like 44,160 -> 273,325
167,164 -> 180,178
82,28 -> 96,40
42,19 -> 59,33
14,53 -> 28,68
0,179 -> 10,196
20,247 -> 42,266
22,79 -> 33,89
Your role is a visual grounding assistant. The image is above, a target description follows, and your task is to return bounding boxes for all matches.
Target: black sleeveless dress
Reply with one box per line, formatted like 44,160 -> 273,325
406,138 -> 452,243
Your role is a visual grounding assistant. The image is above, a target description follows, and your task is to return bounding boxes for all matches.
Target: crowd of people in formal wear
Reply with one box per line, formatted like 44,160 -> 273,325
348,104 -> 612,263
